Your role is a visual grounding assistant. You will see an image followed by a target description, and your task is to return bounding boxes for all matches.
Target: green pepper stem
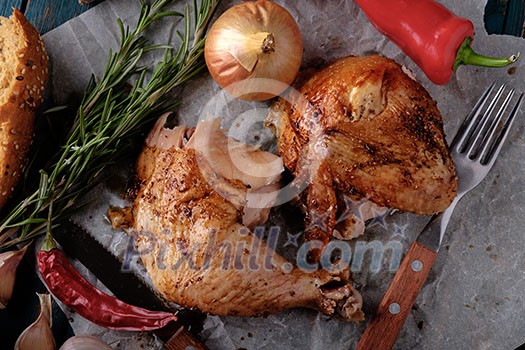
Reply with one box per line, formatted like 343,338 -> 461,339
453,37 -> 520,71
40,232 -> 56,252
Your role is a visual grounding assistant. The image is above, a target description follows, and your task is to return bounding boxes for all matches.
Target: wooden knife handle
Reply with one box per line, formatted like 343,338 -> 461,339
164,327 -> 209,350
355,241 -> 437,350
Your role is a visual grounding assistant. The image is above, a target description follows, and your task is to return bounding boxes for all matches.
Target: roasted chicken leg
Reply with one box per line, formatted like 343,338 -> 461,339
265,55 -> 457,251
117,115 -> 364,321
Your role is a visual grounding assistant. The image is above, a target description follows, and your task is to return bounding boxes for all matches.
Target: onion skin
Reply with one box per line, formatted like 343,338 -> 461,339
205,0 -> 303,101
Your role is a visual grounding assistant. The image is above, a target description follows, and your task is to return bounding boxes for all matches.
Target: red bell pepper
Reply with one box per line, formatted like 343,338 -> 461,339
355,0 -> 519,84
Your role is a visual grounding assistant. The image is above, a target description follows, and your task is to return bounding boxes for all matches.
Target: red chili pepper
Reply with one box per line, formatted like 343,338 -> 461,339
355,0 -> 519,84
36,236 -> 177,331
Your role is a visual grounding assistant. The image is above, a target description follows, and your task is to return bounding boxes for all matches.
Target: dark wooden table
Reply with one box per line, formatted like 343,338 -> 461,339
0,0 -> 102,34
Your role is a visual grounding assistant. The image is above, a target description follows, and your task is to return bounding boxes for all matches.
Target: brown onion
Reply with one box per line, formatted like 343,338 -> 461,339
204,0 -> 303,101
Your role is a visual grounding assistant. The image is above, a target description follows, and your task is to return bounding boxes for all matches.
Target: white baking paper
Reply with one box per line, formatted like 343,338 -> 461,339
43,0 -> 525,349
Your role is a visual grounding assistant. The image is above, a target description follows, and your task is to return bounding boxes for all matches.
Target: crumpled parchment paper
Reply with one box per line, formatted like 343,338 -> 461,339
42,0 -> 525,349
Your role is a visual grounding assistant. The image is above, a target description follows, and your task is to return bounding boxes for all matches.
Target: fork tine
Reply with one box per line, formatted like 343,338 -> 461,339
469,88 -> 515,158
462,84 -> 506,155
451,81 -> 496,151
480,92 -> 524,166
476,88 -> 515,156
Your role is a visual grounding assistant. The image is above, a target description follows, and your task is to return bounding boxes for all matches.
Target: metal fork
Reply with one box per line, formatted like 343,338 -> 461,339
356,83 -> 524,350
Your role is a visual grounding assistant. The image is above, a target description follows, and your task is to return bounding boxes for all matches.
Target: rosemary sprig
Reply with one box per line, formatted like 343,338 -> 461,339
0,0 -> 219,250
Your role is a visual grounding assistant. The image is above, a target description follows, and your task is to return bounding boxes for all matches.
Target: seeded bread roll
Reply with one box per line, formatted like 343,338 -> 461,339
0,9 -> 48,209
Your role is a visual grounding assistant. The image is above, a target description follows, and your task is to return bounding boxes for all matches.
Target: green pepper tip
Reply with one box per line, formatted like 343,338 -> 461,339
453,37 -> 520,71
39,233 -> 57,252
509,52 -> 520,63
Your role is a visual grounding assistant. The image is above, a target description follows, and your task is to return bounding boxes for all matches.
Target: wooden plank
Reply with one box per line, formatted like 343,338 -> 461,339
504,0 -> 525,36
485,0 -> 508,34
0,1 -> 24,17
24,0 -> 102,34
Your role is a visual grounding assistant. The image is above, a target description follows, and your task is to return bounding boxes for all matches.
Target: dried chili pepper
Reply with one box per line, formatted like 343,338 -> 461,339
355,0 -> 519,84
37,236 -> 177,331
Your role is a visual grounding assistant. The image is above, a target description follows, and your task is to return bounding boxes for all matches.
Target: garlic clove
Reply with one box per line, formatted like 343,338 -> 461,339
0,243 -> 30,309
59,335 -> 112,350
15,293 -> 56,350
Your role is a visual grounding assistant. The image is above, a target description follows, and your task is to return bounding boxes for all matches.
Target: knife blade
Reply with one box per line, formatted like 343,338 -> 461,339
52,220 -> 208,349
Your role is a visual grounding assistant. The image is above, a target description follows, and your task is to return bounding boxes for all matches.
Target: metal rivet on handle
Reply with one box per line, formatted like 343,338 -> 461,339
389,302 -> 401,315
411,259 -> 423,272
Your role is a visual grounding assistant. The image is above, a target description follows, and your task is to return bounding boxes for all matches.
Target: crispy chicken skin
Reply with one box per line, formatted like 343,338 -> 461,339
121,115 -> 364,321
265,55 -> 457,250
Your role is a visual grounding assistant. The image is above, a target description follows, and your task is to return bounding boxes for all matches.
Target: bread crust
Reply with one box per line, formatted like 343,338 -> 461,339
0,9 -> 48,209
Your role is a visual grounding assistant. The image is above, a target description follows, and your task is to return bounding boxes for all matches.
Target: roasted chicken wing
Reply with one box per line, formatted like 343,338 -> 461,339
265,55 -> 457,252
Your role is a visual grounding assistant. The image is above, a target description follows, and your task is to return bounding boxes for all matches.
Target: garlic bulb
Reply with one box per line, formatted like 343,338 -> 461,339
204,0 -> 303,101
0,243 -> 29,308
15,293 -> 56,350
59,335 -> 112,350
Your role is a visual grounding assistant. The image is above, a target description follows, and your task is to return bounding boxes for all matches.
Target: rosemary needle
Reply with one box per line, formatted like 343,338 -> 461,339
0,0 -> 219,250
